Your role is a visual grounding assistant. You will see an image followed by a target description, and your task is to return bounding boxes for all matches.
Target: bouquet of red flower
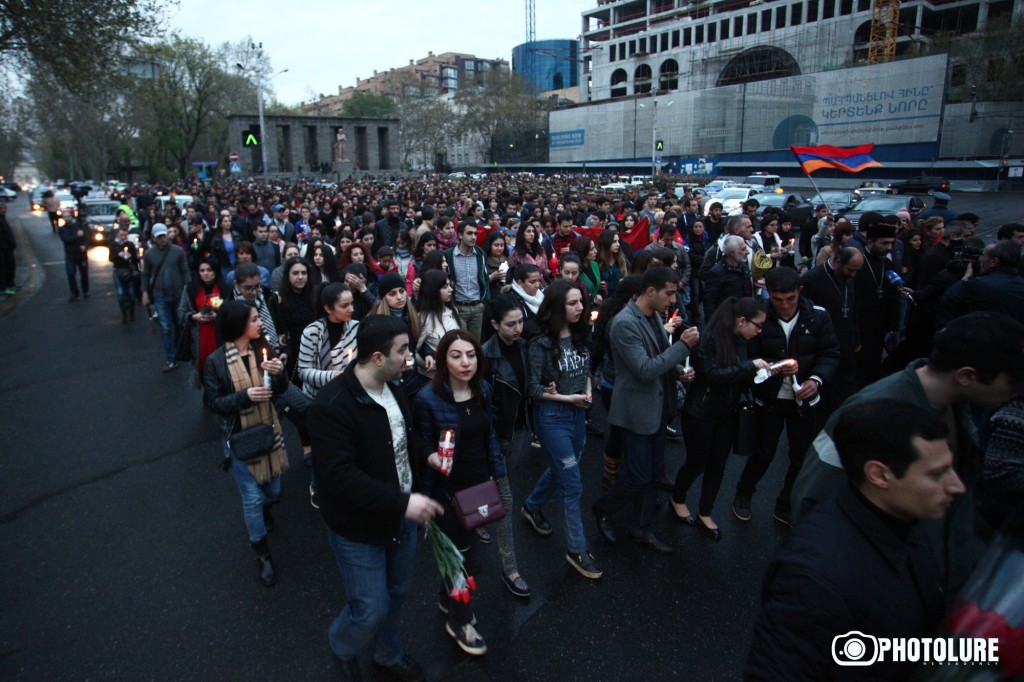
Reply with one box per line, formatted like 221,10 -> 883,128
425,521 -> 477,604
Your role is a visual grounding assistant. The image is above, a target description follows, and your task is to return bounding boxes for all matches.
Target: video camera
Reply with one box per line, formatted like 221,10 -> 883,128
947,238 -> 984,275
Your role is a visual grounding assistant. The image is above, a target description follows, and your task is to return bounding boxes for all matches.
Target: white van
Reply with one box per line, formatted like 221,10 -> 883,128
743,173 -> 782,192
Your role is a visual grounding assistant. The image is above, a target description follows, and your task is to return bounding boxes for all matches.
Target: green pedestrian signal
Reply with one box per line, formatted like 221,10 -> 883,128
243,131 -> 260,147
655,140 -> 665,152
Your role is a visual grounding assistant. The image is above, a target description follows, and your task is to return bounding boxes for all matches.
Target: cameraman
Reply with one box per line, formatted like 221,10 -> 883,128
940,240 -> 1024,324
916,220 -> 966,289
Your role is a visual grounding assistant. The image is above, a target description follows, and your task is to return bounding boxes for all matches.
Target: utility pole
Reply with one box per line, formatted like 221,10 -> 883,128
237,43 -> 286,184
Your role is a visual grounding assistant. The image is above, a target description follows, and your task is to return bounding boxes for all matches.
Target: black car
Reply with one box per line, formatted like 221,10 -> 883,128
754,192 -> 815,228
840,195 -> 927,229
809,191 -> 858,215
889,175 -> 950,194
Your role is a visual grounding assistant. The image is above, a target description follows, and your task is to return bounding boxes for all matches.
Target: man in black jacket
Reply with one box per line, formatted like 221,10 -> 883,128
746,400 -> 963,681
734,267 -> 840,527
701,235 -> 752,320
308,316 -> 442,682
58,212 -> 90,301
940,239 -> 1024,325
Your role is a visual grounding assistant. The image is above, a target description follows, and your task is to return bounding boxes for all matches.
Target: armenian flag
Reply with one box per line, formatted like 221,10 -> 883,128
790,144 -> 883,174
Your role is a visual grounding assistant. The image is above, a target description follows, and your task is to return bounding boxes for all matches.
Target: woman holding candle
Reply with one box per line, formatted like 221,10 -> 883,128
209,213 -> 244,279
414,329 -> 505,656
178,256 -> 225,388
596,229 -> 628,297
670,297 -> 773,540
203,300 -> 289,587
277,257 -> 317,382
109,225 -> 141,322
509,220 -> 551,283
520,280 -> 601,579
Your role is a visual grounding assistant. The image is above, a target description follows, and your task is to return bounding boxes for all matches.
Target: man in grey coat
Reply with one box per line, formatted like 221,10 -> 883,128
141,223 -> 190,371
592,266 -> 699,553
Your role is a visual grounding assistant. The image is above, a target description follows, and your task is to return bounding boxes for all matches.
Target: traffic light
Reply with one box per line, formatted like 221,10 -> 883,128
655,139 -> 665,152
242,130 -> 260,147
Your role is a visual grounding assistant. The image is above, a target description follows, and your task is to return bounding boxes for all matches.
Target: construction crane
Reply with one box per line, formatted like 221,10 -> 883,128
526,0 -> 536,43
867,0 -> 900,64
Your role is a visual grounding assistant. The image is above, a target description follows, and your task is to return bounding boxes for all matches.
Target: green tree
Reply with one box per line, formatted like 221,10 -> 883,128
452,68 -> 543,163
1,0 -> 173,91
342,92 -> 397,118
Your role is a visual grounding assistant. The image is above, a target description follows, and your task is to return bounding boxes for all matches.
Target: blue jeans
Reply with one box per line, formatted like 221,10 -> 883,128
65,257 -> 89,296
153,296 -> 179,364
326,520 -> 417,666
113,273 -> 134,312
524,402 -> 588,554
226,445 -> 281,543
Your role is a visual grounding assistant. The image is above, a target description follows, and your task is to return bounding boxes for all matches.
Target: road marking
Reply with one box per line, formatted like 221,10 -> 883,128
42,261 -> 65,266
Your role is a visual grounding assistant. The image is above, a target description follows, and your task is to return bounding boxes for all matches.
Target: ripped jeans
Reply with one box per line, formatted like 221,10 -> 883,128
524,402 -> 588,555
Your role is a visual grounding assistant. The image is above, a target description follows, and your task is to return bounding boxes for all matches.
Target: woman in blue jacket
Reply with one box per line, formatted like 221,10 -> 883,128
414,329 -> 505,658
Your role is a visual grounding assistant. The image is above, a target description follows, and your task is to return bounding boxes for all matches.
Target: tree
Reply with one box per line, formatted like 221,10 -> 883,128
0,0 -> 173,91
342,92 -> 397,118
452,68 -> 543,163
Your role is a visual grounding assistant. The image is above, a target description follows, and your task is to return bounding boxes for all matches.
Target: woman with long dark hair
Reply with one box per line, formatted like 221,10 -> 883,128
178,256 -> 226,388
520,280 -> 601,579
596,229 -> 628,297
415,270 -> 460,379
509,221 -> 550,282
406,232 -> 439,299
203,300 -> 289,586
414,330 -> 506,656
309,243 -> 341,288
670,297 -> 772,541
277,257 -> 318,381
571,236 -> 602,304
209,213 -> 243,278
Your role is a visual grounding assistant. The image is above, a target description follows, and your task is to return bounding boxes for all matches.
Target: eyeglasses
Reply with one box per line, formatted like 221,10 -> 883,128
239,284 -> 260,293
748,319 -> 763,330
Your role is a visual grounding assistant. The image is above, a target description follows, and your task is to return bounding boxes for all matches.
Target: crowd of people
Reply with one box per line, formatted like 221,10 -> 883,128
45,173 -> 1024,679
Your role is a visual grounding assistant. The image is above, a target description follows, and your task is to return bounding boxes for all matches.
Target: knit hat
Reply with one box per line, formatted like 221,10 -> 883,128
378,273 -> 405,297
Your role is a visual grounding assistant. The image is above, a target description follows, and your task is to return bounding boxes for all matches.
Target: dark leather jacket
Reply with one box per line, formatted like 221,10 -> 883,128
482,334 -> 529,442
683,333 -> 757,420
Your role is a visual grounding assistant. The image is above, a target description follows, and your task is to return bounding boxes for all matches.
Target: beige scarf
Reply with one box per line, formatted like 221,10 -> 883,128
226,341 -> 288,483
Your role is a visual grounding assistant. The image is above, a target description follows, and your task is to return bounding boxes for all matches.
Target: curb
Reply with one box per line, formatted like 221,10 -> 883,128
0,216 -> 44,319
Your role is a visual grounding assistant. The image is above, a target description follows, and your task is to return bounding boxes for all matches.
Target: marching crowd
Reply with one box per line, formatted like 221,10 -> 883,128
49,174 -> 1024,679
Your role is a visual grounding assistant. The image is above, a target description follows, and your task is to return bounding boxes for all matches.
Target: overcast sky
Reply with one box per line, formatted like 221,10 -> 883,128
171,0 -> 592,106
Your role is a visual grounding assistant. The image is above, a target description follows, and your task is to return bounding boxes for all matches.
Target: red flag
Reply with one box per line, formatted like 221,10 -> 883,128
621,215 -> 651,253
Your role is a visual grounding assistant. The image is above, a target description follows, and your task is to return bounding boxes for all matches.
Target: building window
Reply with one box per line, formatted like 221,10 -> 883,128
840,0 -> 853,15
659,59 -> 679,90
634,64 -> 652,94
857,0 -> 869,11
748,13 -> 757,33
628,40 -> 636,56
776,8 -> 786,28
640,37 -> 648,52
683,27 -> 692,46
611,68 -> 628,97
661,33 -> 669,50
824,0 -> 835,19
619,43 -> 627,60
464,59 -> 475,70
609,45 -> 616,62
672,30 -> 680,47
650,35 -> 657,54
695,24 -> 704,43
734,16 -> 744,36
761,9 -> 772,31
791,3 -> 802,25
721,19 -> 730,39
717,46 -> 801,87
708,23 -> 716,42
807,0 -> 819,21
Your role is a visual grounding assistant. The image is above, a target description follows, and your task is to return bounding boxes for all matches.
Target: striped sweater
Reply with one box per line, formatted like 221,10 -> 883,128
297,318 -> 359,398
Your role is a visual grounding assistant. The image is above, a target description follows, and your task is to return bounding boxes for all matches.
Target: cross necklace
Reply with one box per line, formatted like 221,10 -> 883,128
826,263 -> 850,318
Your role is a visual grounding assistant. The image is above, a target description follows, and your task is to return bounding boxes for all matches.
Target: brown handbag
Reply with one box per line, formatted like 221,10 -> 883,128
451,480 -> 506,530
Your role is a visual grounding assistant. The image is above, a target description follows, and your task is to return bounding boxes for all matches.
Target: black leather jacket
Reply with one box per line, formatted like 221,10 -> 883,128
683,333 -> 757,420
482,334 -> 529,441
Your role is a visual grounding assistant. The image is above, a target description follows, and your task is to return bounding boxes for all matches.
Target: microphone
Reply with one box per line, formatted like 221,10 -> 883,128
884,269 -> 915,304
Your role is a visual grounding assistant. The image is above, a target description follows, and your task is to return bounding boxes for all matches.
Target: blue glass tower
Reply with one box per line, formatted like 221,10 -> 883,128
513,40 -> 579,94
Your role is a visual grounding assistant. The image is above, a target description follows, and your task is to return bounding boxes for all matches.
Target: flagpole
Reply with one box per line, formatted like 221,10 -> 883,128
803,170 -> 832,216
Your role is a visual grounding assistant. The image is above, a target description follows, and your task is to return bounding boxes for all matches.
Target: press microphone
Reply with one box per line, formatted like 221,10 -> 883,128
884,269 -> 915,304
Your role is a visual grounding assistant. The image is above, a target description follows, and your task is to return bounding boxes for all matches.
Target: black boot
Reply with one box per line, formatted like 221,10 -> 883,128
251,537 -> 276,587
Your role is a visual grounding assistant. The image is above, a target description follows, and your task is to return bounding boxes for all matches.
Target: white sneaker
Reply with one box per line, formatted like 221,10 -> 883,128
445,621 -> 487,656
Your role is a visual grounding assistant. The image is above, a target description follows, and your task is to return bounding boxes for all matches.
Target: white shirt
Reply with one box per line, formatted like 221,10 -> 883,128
366,384 -> 412,493
776,313 -> 800,400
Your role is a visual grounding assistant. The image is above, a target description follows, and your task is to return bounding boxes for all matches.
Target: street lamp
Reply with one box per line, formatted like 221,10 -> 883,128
639,91 -> 673,178
236,45 -> 288,184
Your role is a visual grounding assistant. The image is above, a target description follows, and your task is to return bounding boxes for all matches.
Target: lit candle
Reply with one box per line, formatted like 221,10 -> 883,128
670,309 -> 679,321
590,310 -> 599,323
684,355 -> 691,371
262,348 -> 271,387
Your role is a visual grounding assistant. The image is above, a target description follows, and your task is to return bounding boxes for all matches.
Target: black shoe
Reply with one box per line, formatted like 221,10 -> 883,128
262,506 -> 275,533
665,425 -> 682,442
83,292 -> 90,298
335,657 -> 363,682
437,600 -> 477,624
773,505 -> 794,528
445,620 -> 487,656
501,572 -> 531,598
476,527 -> 492,544
696,517 -> 722,541
521,505 -> 552,536
733,493 -> 752,522
374,654 -> 426,682
251,538 -> 276,586
629,530 -> 674,554
566,551 -> 603,579
163,361 -> 177,372
69,295 -> 80,302
669,501 -> 697,526
592,507 -> 616,543
586,419 -> 605,436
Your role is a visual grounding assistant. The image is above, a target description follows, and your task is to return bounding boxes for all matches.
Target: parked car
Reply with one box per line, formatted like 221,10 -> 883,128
889,175 -> 950,194
742,173 -> 783,192
717,187 -> 761,214
809,190 -> 858,215
854,186 -> 894,199
0,186 -> 16,202
700,180 -> 737,196
841,195 -> 927,228
754,192 -> 815,228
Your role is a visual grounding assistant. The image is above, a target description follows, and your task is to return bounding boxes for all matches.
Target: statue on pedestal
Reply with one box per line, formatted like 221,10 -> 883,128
333,129 -> 348,162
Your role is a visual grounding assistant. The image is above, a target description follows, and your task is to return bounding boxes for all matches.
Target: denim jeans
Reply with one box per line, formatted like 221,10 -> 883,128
524,402 -> 588,554
326,520 -> 417,666
226,445 -> 281,543
153,296 -> 179,364
113,273 -> 134,312
65,257 -> 89,297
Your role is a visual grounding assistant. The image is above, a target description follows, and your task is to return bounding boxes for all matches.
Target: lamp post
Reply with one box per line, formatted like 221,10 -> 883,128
639,91 -> 673,178
236,44 -> 287,184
